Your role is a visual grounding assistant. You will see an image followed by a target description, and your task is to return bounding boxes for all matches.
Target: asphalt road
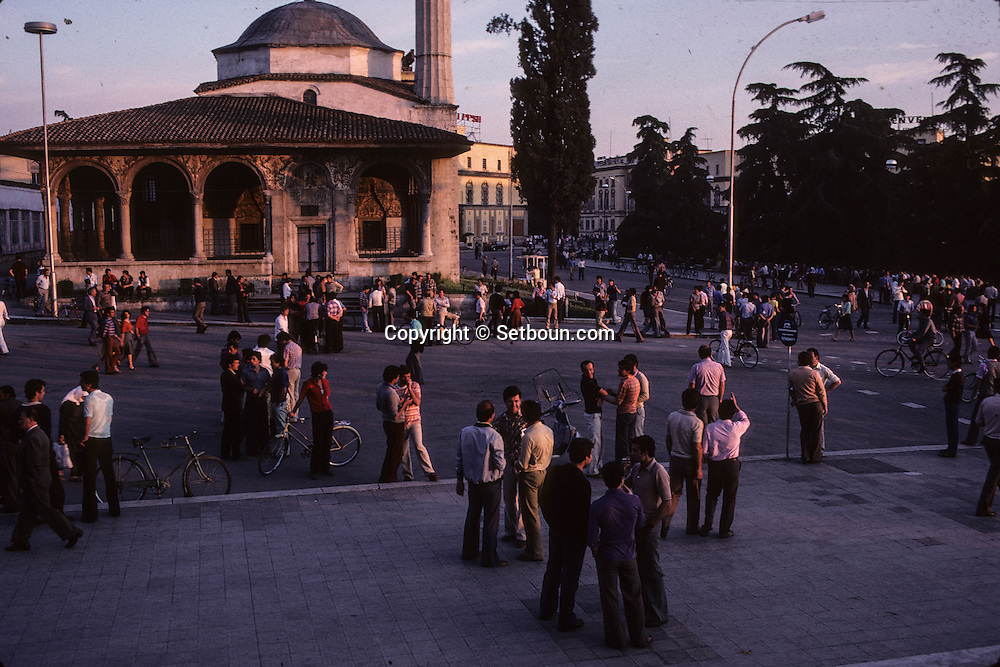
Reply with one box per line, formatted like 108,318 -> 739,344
1,258 -> 976,511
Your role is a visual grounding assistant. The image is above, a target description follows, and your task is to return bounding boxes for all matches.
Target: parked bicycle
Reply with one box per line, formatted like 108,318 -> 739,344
57,298 -> 84,326
258,417 -> 362,475
709,334 -> 759,368
875,343 -> 949,379
109,431 -> 231,499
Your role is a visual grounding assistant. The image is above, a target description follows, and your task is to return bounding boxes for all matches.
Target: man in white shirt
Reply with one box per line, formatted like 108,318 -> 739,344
274,305 -> 290,341
664,388 -> 704,536
808,347 -> 840,453
35,268 -> 50,316
80,370 -> 119,523
369,280 -> 386,332
975,393 -> 1000,517
552,277 -> 566,323
699,394 -> 750,538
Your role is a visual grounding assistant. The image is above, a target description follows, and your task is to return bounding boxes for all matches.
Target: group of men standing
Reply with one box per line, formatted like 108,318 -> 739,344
3,371 -> 117,552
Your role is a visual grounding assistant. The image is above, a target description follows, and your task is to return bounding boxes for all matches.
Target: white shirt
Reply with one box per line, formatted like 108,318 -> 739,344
274,313 -> 289,339
36,274 -> 49,292
369,288 -> 384,307
703,411 -> 750,461
977,395 -> 1000,439
553,282 -> 566,300
254,346 -> 274,373
811,362 -> 840,390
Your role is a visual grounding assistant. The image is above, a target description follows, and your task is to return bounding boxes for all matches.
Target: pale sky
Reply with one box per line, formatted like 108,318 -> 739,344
1,0 -> 997,157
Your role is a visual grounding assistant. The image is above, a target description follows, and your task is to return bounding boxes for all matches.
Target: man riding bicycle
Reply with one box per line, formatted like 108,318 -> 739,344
908,310 -> 937,372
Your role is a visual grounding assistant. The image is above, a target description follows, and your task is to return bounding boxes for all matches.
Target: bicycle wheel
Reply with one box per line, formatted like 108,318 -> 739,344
933,330 -> 945,348
182,455 -> 231,496
963,373 -> 979,403
818,311 -> 832,329
875,349 -> 905,377
329,425 -> 361,466
922,349 -> 949,379
896,329 -> 908,346
455,323 -> 473,345
792,311 -> 802,327
258,436 -> 286,476
708,338 -> 721,357
57,304 -> 79,326
111,455 -> 149,501
736,341 -> 758,368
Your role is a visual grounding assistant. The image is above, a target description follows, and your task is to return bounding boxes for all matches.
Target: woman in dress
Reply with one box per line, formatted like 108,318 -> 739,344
120,310 -> 136,370
832,292 -> 855,342
509,291 -> 525,328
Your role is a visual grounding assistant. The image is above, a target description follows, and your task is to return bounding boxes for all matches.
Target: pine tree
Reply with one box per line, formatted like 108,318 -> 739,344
615,116 -> 671,255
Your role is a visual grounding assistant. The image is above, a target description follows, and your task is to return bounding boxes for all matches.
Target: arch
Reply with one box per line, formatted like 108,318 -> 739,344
203,162 -> 266,258
302,88 -> 318,106
354,163 -> 418,257
496,183 -> 504,206
130,162 -> 194,260
465,181 -> 473,205
480,182 -> 489,206
56,165 -> 120,261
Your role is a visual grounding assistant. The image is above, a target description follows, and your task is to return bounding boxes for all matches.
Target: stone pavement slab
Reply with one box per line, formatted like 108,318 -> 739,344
2,447 -> 999,666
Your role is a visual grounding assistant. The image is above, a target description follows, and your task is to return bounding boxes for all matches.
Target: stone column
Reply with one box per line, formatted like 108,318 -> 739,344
419,191 -> 432,257
116,190 -> 133,260
57,191 -> 72,261
192,193 -> 206,259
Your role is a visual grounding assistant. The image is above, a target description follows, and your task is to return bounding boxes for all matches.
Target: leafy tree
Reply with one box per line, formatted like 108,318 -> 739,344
734,83 -> 810,259
906,53 -> 1000,272
615,115 -> 671,254
659,128 -> 725,261
488,1 -> 598,280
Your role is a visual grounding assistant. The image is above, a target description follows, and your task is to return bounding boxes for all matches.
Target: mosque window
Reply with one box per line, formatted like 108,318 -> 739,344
481,182 -> 489,205
303,89 -> 318,106
465,182 -> 473,205
496,183 -> 503,206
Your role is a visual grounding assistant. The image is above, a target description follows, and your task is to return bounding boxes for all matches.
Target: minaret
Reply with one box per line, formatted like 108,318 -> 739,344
415,0 -> 454,106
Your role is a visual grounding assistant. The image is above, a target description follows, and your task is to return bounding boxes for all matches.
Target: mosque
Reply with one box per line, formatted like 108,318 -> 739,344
0,0 -> 469,289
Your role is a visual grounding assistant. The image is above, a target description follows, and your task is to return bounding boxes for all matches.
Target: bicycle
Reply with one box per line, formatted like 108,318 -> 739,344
258,417 -> 362,475
895,326 -> 945,348
875,343 -> 949,379
109,431 -> 231,499
818,303 -> 840,329
709,333 -> 759,368
436,311 -> 474,345
58,299 -> 83,326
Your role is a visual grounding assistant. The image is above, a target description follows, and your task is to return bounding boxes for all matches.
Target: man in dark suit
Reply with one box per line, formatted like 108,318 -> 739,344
220,354 -> 245,461
539,437 -> 592,632
6,406 -> 82,551
856,281 -> 874,329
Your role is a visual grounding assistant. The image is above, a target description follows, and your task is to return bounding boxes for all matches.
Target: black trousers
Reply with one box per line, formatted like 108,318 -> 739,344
704,458 -> 740,534
540,532 -> 587,629
10,478 -> 76,547
324,319 -> 343,353
378,421 -> 407,482
797,402 -> 824,463
81,436 -> 120,522
977,437 -> 1000,514
309,410 -> 334,474
221,407 -> 244,460
462,478 -> 502,566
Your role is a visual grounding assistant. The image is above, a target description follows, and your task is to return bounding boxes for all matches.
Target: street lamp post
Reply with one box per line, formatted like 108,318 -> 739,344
727,10 -> 825,290
24,21 -> 58,316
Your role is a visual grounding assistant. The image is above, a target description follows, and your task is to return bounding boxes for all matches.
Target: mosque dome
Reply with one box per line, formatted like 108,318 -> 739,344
214,0 -> 396,55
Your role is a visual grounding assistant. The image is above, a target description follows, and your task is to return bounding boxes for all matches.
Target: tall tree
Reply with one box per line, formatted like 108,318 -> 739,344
488,1 -> 598,279
907,53 -> 1000,272
734,83 -> 810,259
615,115 -> 671,254
660,128 -> 725,262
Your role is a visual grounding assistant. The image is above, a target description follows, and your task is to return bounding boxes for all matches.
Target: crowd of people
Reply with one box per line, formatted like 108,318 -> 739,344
454,345 -> 752,651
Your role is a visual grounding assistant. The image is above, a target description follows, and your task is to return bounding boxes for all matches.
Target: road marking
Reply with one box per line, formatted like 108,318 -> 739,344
902,402 -> 925,409
959,418 -> 970,425
852,360 -> 867,365
825,355 -> 840,359
858,389 -> 879,395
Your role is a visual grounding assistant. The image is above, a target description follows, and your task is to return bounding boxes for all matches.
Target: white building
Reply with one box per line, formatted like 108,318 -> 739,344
457,142 -> 527,245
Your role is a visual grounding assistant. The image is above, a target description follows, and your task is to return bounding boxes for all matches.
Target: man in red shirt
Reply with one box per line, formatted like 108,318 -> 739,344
133,305 -> 159,368
292,361 -> 333,480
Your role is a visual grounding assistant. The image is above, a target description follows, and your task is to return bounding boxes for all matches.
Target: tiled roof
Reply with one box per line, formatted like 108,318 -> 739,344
194,73 -> 422,102
0,95 -> 468,149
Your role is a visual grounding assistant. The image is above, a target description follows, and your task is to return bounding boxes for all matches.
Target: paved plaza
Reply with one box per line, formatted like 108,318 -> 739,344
1,261 -> 999,665
1,447 -> 998,666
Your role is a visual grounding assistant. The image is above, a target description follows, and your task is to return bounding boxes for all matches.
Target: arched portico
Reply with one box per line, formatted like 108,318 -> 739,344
202,162 -> 266,258
130,162 -> 194,260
